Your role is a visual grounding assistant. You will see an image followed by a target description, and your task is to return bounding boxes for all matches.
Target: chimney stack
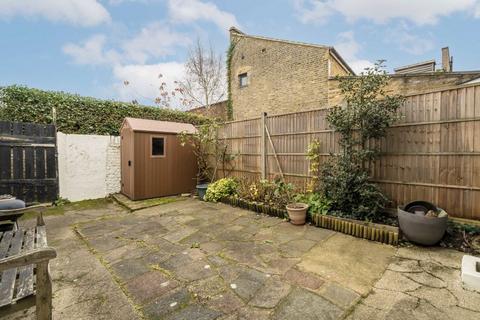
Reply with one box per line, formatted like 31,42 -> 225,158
442,47 -> 453,72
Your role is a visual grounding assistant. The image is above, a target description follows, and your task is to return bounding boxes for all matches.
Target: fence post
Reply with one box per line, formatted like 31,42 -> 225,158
261,112 -> 267,180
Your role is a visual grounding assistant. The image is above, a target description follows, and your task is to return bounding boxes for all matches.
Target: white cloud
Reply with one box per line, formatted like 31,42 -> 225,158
334,31 -> 373,74
62,22 -> 193,107
62,35 -> 121,65
63,23 -> 189,66
386,25 -> 434,56
113,62 -> 186,107
108,0 -> 152,5
122,23 -> 191,64
0,0 -> 110,27
294,0 -> 479,25
293,0 -> 333,24
167,0 -> 239,31
63,35 -> 190,107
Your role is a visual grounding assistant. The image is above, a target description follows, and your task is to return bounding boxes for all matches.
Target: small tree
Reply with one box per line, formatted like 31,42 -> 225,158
179,40 -> 226,112
179,122 -> 235,184
322,61 -> 404,220
123,74 -> 194,110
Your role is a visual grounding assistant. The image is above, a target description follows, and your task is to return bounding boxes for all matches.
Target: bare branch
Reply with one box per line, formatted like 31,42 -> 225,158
179,39 -> 227,111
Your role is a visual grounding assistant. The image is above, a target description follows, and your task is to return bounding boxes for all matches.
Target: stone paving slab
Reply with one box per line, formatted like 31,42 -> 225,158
298,233 -> 396,295
112,193 -> 187,211
75,199 -> 480,320
346,246 -> 480,320
4,197 -> 480,320
76,199 -> 368,319
1,201 -> 141,320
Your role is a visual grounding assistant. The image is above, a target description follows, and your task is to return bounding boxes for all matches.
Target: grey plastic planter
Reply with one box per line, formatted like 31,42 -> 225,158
397,201 -> 448,246
196,184 -> 209,200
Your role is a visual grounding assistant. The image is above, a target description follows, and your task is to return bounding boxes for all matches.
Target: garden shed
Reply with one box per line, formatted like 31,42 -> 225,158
120,117 -> 198,200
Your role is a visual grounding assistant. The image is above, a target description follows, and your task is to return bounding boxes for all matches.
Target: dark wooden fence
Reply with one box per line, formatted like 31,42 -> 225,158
0,121 -> 58,204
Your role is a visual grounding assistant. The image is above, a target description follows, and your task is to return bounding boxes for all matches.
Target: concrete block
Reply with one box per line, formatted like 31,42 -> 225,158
461,255 -> 480,291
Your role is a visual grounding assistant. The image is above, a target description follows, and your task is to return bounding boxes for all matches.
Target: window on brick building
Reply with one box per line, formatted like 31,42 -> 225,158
239,73 -> 248,88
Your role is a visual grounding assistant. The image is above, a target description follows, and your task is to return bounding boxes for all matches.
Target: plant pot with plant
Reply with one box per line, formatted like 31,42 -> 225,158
286,203 -> 309,225
180,122 -> 236,201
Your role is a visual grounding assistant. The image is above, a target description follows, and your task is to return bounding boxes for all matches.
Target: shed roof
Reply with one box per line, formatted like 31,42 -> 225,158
122,117 -> 197,134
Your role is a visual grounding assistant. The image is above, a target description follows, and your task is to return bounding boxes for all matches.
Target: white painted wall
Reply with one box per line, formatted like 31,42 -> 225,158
57,132 -> 121,201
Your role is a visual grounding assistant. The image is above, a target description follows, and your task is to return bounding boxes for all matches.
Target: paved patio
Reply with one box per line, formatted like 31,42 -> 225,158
3,198 -> 480,319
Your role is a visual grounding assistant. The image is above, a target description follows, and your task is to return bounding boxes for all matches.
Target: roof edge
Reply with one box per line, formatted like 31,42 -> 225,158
229,29 -> 331,50
329,47 -> 356,76
122,117 -> 197,134
329,70 -> 480,80
394,59 -> 436,72
229,28 -> 355,76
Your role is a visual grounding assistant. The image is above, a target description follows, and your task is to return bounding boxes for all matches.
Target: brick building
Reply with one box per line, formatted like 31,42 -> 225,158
228,27 -> 354,120
228,28 -> 480,120
188,100 -> 228,120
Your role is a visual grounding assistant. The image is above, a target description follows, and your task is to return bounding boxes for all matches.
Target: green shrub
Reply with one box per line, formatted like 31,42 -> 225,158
0,85 -> 209,135
205,178 -> 238,202
321,157 -> 387,220
236,177 -> 295,209
294,193 -> 332,218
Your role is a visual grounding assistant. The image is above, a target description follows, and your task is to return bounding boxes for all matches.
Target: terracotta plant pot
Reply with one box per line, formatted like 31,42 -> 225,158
286,203 -> 309,225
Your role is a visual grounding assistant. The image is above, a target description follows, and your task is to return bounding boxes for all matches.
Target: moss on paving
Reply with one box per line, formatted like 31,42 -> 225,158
113,194 -> 187,211
137,196 -> 185,208
149,264 -> 175,278
20,198 -> 113,220
73,225 -> 147,319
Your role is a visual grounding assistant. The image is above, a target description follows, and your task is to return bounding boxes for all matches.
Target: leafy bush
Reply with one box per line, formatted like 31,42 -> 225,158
294,193 -> 332,218
205,178 -> 238,202
0,85 -> 209,135
321,157 -> 387,220
322,61 -> 404,221
237,177 -> 294,209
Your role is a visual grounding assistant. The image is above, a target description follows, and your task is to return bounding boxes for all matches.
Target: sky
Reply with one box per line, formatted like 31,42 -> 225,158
1,0 -> 480,107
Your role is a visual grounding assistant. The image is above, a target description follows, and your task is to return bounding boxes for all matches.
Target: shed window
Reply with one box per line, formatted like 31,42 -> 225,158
151,136 -> 165,157
239,73 -> 248,88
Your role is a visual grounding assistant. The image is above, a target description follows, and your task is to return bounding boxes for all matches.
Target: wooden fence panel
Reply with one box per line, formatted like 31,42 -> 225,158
0,121 -> 58,204
218,83 -> 480,220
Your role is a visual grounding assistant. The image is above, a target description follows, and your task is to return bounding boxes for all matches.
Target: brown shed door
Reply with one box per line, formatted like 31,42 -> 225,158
133,133 -> 197,199
121,128 -> 134,198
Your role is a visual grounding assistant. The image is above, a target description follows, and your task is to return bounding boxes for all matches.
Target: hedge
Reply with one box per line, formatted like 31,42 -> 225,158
0,85 -> 209,135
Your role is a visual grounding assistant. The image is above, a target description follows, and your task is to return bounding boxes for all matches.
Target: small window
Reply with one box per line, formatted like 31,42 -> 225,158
151,136 -> 165,157
239,73 -> 248,88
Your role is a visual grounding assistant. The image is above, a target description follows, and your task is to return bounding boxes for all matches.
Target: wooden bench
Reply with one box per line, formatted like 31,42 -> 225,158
0,215 -> 56,320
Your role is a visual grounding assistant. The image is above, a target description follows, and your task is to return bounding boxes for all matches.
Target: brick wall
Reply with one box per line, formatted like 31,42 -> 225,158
106,136 -> 121,195
58,132 -> 121,201
188,100 -> 228,120
229,30 -> 480,119
328,72 -> 480,107
230,31 -> 333,120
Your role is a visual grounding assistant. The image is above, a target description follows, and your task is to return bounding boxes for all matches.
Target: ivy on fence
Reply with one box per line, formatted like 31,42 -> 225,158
0,86 -> 209,135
